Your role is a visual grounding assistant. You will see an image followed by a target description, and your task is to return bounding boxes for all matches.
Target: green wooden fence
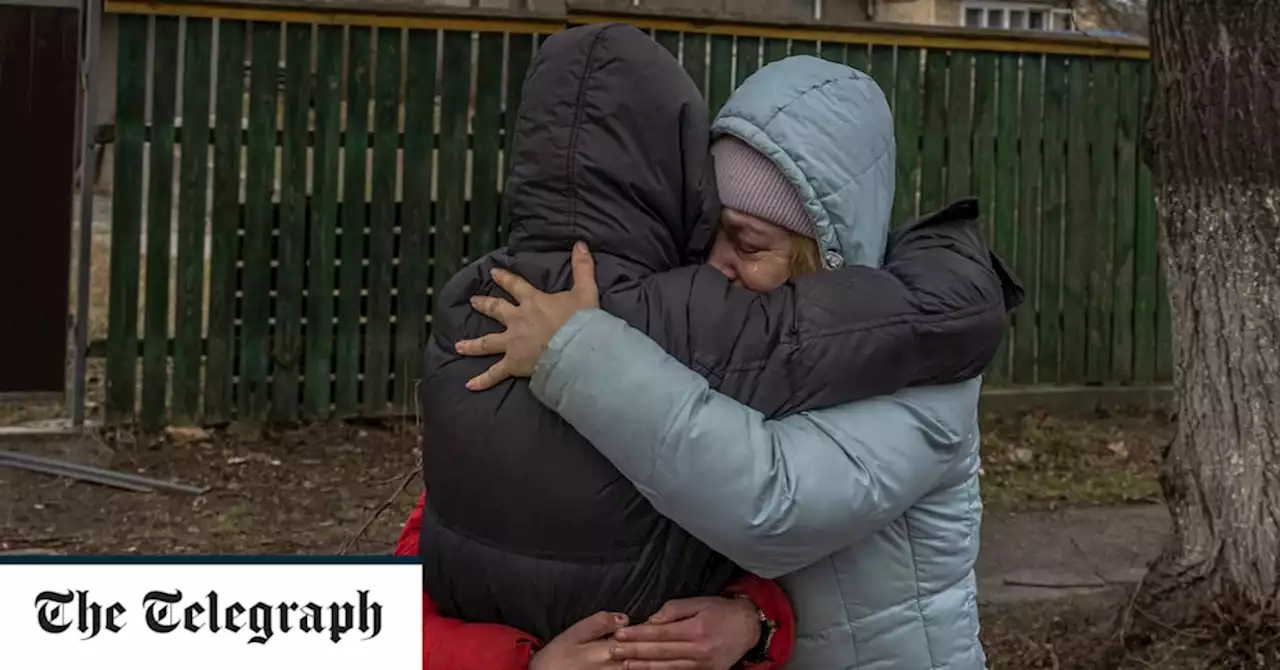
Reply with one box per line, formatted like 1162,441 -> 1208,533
99,2 -> 1169,427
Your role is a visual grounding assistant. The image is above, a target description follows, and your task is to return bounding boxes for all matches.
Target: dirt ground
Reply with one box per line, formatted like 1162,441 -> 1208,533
1,408 -> 1178,667
0,423 -> 423,555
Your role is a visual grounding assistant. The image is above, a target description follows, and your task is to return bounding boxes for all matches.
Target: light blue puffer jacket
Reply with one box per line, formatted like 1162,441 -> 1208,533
529,56 -> 986,670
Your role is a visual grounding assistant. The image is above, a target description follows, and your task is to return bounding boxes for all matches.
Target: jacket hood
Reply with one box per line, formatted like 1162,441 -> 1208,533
504,23 -> 716,272
712,56 -> 896,269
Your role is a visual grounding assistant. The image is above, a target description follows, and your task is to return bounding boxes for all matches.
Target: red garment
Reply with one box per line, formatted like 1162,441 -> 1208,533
396,492 -> 795,669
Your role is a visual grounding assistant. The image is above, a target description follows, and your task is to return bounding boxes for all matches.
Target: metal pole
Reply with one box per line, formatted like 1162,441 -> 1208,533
71,0 -> 101,429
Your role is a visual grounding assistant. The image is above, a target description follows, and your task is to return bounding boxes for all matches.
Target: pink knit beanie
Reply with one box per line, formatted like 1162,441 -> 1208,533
711,136 -> 817,240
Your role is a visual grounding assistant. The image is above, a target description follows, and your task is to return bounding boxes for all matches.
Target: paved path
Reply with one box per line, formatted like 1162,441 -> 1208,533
977,504 -> 1170,605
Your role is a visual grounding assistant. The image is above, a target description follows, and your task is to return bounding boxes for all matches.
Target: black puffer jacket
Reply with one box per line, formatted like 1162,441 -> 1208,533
419,23 -> 1021,641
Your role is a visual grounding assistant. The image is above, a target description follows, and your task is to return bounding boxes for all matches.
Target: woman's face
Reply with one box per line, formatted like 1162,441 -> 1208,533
707,207 -> 798,292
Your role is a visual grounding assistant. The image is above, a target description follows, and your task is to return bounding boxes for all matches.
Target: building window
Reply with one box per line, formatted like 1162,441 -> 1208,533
962,3 -> 1076,32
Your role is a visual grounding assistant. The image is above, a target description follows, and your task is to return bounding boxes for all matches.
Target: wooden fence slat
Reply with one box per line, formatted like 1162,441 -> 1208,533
1014,53 -> 1044,385
990,52 -> 1020,383
203,18 -> 246,423
1038,56 -> 1068,385
971,53 -> 997,245
1087,59 -> 1118,384
237,21 -> 281,422
791,39 -> 816,57
172,17 -> 212,425
820,40 -> 844,65
708,35 -> 733,116
105,13 -> 148,424
336,26 -> 372,417
502,33 -> 534,241
945,51 -> 973,203
870,45 -> 896,112
434,31 -> 472,320
918,49 -> 947,215
304,24 -> 343,421
1061,58 -> 1091,383
395,27 -> 438,409
892,47 -> 922,226
682,33 -> 707,95
141,16 -> 179,430
846,42 -> 868,72
363,26 -> 402,414
736,36 -> 760,86
1133,64 -> 1159,383
468,33 -> 504,263
1111,59 -> 1142,384
655,29 -> 679,57
762,37 -> 787,65
271,23 -> 312,423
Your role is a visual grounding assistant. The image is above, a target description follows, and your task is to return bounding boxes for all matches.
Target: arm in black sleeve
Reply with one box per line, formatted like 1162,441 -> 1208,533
602,198 -> 1025,418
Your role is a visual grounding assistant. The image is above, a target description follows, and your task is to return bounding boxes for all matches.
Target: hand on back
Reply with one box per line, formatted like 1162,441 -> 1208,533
456,241 -> 600,391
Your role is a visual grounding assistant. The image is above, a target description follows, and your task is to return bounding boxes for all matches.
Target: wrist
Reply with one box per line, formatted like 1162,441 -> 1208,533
729,594 -> 776,665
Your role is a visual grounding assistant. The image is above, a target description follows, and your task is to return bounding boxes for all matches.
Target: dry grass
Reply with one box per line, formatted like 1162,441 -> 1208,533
978,408 -> 1172,513
982,584 -> 1280,669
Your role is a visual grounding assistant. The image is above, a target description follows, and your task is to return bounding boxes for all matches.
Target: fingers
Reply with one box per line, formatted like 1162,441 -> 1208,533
621,658 -> 700,670
647,599 -> 707,625
614,618 -> 700,644
454,332 -> 508,358
490,267 -> 539,303
470,295 -> 517,325
465,360 -> 512,391
561,611 -> 631,644
610,642 -> 702,661
570,241 -> 600,300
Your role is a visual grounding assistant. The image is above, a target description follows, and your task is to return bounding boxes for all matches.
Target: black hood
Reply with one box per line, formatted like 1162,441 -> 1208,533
504,23 -> 716,272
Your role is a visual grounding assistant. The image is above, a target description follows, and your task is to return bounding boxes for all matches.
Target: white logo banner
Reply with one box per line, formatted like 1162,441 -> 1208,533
0,558 -> 422,670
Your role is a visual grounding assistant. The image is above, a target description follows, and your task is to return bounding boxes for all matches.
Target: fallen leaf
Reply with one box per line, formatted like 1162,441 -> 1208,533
226,453 -> 282,467
1012,447 -> 1035,464
166,426 -> 212,444
1106,441 -> 1130,459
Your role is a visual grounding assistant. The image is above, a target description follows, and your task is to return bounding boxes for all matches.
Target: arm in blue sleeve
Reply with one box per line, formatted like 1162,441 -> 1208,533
531,308 -> 982,578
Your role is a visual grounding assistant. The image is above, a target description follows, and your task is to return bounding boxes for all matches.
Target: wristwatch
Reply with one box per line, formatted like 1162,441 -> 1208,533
733,594 -> 778,665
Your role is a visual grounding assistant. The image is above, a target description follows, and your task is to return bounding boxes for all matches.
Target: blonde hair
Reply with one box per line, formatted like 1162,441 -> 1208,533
789,232 -> 824,277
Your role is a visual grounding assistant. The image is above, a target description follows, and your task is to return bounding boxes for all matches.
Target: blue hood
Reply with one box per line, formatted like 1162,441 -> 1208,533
712,56 -> 896,270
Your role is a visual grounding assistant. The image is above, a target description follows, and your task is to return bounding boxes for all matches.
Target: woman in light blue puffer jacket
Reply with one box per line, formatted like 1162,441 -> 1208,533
457,55 -> 1017,669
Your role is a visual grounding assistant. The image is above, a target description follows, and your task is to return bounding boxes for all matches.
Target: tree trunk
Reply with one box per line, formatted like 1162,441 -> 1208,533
1143,0 -> 1280,608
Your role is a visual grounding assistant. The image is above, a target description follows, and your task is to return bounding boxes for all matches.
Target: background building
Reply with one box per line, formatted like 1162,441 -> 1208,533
436,0 -> 1141,34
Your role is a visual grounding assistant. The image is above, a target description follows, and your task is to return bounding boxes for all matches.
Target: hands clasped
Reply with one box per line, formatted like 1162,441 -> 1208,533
529,596 -> 763,670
